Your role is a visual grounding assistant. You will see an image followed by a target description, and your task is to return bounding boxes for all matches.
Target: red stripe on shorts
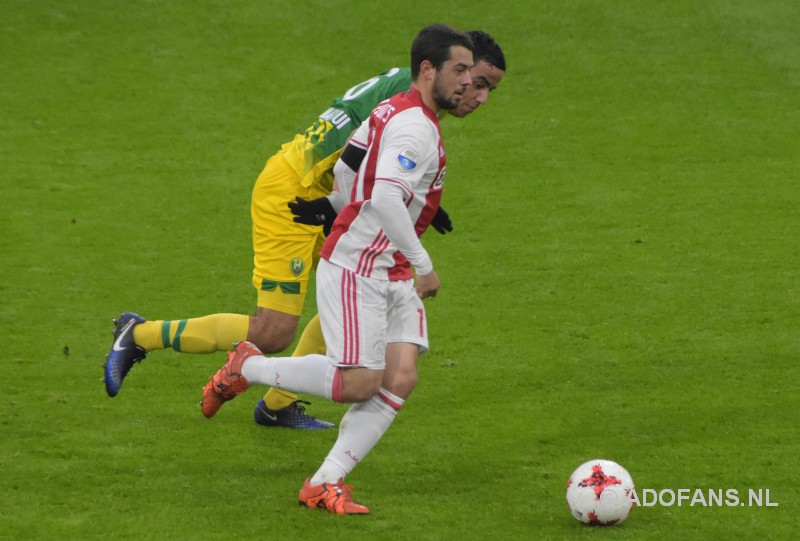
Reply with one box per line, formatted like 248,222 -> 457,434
341,269 -> 360,365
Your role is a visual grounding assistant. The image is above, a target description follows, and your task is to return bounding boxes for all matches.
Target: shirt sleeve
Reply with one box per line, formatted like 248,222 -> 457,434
371,182 -> 434,275
328,158 -> 352,212
329,115 -> 372,211
369,112 -> 437,275
348,117 -> 370,150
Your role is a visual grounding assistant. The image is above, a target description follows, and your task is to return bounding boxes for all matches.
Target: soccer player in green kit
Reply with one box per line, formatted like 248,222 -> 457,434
104,31 -> 506,429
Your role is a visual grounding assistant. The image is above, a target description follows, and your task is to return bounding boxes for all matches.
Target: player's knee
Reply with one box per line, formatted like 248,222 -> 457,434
247,310 -> 299,353
250,332 -> 294,353
384,366 -> 418,398
383,343 -> 419,398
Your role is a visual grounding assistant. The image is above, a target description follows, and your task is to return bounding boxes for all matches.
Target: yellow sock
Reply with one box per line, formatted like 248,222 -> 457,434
263,313 -> 326,410
292,313 -> 326,356
132,314 -> 249,353
263,388 -> 301,411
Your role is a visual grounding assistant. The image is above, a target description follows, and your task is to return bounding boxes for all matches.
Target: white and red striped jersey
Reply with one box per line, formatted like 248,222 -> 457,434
320,88 -> 446,281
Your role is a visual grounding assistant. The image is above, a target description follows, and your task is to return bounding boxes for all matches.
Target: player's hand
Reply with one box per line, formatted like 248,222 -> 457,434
288,196 -> 337,236
431,206 -> 452,234
415,270 -> 440,299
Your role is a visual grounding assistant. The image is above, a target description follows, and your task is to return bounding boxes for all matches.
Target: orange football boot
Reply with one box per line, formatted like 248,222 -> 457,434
201,341 -> 262,418
298,477 -> 370,515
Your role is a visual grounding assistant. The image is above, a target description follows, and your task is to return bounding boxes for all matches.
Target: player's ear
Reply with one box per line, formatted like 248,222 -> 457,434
418,59 -> 436,81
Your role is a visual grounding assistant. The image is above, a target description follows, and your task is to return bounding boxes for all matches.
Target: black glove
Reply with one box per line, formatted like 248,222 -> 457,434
288,196 -> 337,236
431,206 -> 453,234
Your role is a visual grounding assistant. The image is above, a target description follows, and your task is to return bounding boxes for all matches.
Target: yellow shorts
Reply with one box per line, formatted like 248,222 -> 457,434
251,152 -> 329,316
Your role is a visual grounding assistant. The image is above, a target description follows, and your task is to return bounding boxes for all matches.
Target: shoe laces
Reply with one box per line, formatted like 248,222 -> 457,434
291,400 -> 313,415
330,478 -> 355,496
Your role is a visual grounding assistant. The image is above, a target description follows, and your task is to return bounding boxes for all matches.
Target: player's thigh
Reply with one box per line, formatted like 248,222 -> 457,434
251,154 -> 325,316
386,280 -> 429,354
316,260 -> 388,370
251,233 -> 320,316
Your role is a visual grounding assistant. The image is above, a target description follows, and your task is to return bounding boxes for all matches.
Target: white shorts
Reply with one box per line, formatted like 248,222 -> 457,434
316,258 -> 429,370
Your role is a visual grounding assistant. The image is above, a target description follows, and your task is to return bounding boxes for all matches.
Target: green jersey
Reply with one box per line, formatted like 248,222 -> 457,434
280,67 -> 412,191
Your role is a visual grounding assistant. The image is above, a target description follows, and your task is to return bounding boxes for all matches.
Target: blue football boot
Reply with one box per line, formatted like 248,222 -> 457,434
104,312 -> 147,397
253,399 -> 334,429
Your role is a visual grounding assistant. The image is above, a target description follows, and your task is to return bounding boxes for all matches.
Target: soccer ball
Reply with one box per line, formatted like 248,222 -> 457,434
566,459 -> 635,526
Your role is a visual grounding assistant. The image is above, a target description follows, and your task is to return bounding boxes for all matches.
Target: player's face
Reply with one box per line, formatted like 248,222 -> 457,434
432,45 -> 473,111
449,60 -> 505,118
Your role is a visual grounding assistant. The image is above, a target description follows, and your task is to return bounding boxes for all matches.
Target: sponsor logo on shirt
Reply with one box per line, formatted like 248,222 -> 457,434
398,147 -> 418,171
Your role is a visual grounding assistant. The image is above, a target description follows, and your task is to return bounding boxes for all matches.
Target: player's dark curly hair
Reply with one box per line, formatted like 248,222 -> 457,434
410,23 -> 473,80
467,30 -> 507,72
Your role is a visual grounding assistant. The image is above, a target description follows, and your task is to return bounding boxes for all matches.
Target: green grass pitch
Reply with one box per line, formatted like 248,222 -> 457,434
1,1 -> 798,539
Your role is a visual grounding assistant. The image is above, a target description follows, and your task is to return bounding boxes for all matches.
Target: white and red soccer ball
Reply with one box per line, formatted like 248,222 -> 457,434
566,459 -> 636,526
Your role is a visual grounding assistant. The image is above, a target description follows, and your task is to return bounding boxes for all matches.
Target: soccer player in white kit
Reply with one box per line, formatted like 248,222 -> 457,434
201,24 -> 474,514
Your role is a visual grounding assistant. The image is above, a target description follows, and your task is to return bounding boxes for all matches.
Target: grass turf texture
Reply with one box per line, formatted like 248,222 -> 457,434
1,0 -> 798,539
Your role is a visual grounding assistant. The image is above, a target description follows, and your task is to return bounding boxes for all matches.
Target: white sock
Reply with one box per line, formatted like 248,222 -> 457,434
310,388 -> 404,485
241,354 -> 339,401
